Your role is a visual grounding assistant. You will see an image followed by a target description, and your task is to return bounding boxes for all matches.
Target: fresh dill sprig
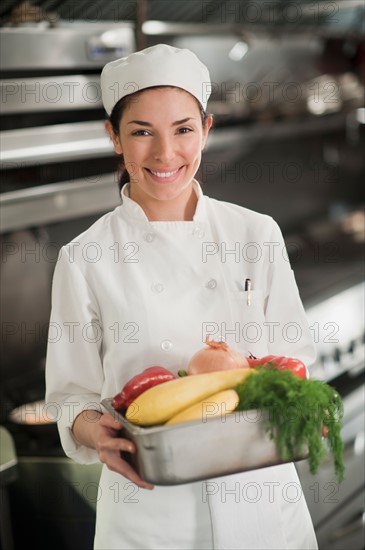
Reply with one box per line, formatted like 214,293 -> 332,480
235,367 -> 345,482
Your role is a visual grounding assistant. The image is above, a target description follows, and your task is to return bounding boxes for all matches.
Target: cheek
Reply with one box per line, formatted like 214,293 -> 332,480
121,141 -> 145,164
118,143 -> 137,175
184,137 -> 203,161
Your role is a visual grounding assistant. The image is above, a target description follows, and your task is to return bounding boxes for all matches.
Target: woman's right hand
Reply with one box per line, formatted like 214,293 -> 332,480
95,413 -> 154,490
73,411 -> 154,490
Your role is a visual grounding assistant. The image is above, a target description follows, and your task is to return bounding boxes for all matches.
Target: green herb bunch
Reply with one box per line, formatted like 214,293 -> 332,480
235,367 -> 345,482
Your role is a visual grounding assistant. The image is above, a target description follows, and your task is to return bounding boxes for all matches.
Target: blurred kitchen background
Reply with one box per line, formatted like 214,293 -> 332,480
0,1 -> 364,549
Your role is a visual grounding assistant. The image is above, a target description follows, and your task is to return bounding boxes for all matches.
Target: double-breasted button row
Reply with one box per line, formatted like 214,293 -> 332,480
151,279 -> 218,293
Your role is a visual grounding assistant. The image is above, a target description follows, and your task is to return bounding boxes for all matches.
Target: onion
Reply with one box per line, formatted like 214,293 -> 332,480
188,338 -> 249,375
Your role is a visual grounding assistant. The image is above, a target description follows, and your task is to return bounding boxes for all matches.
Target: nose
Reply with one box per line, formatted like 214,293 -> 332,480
152,134 -> 176,163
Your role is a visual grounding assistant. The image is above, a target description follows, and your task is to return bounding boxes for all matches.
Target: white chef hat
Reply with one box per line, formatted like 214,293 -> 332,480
100,43 -> 211,115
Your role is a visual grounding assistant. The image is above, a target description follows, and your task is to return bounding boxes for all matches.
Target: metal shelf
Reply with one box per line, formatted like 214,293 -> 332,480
0,174 -> 121,232
0,121 -> 113,166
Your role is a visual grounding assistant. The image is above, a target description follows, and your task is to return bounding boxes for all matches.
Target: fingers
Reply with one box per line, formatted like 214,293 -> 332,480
96,417 -> 136,454
122,465 -> 154,491
99,412 -> 123,431
99,449 -> 154,490
100,436 -> 136,454
109,457 -> 154,490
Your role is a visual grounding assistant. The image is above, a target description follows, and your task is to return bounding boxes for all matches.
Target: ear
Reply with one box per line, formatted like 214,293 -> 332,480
105,120 -> 123,155
202,115 -> 214,150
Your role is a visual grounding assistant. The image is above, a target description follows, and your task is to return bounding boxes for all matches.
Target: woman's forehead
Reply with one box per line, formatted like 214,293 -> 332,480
123,87 -> 201,119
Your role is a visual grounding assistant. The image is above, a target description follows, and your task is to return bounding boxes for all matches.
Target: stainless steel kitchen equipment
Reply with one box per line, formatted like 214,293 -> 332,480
295,280 -> 365,550
0,20 -> 135,550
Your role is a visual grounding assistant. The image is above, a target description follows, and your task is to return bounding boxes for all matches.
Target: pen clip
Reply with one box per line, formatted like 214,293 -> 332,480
244,278 -> 252,306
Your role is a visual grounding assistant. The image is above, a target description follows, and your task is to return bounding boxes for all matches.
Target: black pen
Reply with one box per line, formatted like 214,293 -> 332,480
244,278 -> 251,306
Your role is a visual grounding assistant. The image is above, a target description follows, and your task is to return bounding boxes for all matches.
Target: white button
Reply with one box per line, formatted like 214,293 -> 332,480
192,226 -> 205,239
206,279 -> 217,289
144,232 -> 155,243
151,283 -> 165,293
161,339 -> 173,351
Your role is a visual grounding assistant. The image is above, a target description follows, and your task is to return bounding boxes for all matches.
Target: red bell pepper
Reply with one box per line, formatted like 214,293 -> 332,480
247,354 -> 308,379
112,366 -> 176,412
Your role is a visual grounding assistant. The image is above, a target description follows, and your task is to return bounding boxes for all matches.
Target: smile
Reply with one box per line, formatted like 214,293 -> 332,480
149,168 -> 179,178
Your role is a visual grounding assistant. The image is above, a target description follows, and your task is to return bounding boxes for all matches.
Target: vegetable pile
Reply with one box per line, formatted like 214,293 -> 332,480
124,368 -> 251,425
112,340 -> 345,482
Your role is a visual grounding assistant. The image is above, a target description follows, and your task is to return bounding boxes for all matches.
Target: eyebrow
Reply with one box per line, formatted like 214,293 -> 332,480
127,117 -> 195,127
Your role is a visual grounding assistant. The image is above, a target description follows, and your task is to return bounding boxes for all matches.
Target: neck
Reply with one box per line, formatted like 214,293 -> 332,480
129,184 -> 198,222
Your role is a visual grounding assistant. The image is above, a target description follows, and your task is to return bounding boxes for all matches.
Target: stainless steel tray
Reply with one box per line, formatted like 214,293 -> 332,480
101,398 -> 308,485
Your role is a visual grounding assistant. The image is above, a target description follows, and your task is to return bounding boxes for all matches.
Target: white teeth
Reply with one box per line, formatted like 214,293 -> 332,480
150,169 -> 178,178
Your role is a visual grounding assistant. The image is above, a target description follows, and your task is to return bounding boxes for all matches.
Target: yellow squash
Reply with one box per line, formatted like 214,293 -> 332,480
125,368 -> 252,425
165,389 -> 239,425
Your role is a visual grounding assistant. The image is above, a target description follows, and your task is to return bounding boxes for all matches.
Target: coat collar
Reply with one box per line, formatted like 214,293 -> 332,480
119,179 -> 207,224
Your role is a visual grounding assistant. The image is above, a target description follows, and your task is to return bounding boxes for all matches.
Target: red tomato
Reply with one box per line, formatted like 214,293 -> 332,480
247,355 -> 308,379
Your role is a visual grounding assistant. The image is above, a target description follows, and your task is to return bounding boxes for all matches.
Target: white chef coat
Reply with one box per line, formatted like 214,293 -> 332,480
45,180 -> 318,550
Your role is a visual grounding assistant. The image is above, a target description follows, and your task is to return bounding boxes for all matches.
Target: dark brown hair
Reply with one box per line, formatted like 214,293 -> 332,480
108,86 -> 209,192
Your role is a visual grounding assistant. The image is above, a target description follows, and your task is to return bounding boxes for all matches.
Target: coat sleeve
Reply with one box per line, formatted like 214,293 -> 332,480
263,220 -> 316,371
45,246 -> 104,464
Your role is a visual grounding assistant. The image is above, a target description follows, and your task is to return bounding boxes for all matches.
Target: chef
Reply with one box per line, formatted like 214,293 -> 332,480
45,44 -> 318,549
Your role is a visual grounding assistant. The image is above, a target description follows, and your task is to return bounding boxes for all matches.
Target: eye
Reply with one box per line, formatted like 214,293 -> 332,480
131,129 -> 151,136
177,127 -> 193,134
